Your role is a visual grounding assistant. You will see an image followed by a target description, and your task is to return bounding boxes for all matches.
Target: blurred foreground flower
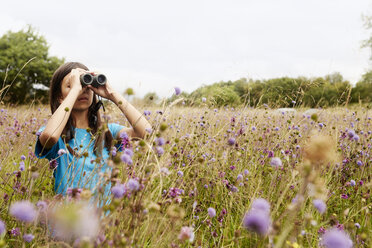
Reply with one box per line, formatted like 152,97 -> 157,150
304,134 -> 338,167
320,228 -> 352,248
178,226 -> 194,242
10,201 -> 37,223
0,219 -> 5,235
51,202 -> 100,242
313,199 -> 327,214
270,157 -> 282,168
243,199 -> 271,236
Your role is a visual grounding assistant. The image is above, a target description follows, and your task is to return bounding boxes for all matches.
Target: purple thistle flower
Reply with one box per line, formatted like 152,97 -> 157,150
177,171 -> 184,177
202,97 -> 206,103
120,154 -> 133,165
49,159 -> 58,170
0,219 -> 5,235
252,126 -> 256,131
174,87 -> 181,96
20,155 -> 26,160
36,201 -> 48,212
237,174 -> 243,181
251,198 -> 271,214
156,146 -> 164,156
126,178 -> 140,192
10,201 -> 37,223
19,161 -> 25,171
313,199 -> 327,214
124,148 -> 134,157
207,207 -> 216,218
347,129 -> 355,138
320,228 -> 352,248
268,151 -> 274,158
353,135 -> 359,142
156,137 -> 165,146
350,180 -> 356,186
23,233 -> 35,243
111,184 -> 126,198
270,157 -> 282,168
144,110 -> 151,116
357,160 -> 363,166
242,210 -> 271,236
228,137 -> 235,146
11,227 -> 20,236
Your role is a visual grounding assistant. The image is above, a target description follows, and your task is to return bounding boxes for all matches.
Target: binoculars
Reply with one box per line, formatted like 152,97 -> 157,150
80,73 -> 107,87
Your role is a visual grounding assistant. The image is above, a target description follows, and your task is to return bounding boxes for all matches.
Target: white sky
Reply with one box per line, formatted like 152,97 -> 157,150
1,0 -> 371,98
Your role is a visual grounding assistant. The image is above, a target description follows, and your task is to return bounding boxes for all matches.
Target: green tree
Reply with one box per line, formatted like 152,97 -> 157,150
0,26 -> 64,104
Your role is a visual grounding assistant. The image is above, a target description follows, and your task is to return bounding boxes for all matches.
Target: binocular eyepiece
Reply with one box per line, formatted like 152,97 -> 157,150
80,73 -> 107,87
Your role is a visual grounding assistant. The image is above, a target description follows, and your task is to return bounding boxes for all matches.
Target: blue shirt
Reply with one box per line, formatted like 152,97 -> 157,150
35,123 -> 124,197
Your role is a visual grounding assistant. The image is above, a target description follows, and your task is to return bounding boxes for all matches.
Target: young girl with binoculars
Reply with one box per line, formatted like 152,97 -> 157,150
35,62 -> 151,200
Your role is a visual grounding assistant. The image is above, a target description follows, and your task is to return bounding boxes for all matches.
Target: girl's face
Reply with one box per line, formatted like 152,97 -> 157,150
59,70 -> 94,110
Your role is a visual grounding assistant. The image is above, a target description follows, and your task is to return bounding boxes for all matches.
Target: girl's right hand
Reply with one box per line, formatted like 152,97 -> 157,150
68,68 -> 86,92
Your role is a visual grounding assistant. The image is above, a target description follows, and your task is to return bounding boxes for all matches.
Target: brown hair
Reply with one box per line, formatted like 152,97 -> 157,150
50,62 -> 113,156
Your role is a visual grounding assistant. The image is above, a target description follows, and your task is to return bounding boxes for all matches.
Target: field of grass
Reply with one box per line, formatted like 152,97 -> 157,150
0,103 -> 370,247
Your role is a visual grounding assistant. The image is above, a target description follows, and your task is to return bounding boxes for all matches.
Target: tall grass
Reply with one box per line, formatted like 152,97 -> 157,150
0,103 -> 370,247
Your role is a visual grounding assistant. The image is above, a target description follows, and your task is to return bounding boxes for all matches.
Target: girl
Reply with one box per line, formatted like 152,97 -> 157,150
35,62 -> 151,199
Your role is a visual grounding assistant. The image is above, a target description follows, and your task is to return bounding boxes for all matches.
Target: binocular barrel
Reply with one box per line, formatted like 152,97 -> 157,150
80,73 -> 107,87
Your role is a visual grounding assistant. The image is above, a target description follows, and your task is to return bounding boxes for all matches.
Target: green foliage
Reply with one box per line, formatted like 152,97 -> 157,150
0,26 -> 64,104
185,73 -> 357,108
351,70 -> 372,103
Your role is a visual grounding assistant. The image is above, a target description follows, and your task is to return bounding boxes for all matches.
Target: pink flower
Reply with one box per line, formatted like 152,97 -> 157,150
178,226 -> 194,242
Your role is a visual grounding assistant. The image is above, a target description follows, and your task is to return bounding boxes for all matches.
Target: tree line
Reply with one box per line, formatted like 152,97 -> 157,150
1,26 -> 371,107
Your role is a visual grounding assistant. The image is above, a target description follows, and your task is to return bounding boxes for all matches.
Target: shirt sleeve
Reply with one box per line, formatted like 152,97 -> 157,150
34,126 -> 61,160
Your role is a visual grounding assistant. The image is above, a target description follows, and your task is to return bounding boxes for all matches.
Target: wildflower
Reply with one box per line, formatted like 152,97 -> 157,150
19,161 -> 25,171
354,223 -> 360,229
178,226 -> 194,242
313,199 -> 327,214
66,188 -> 82,200
177,171 -> 184,177
36,201 -> 48,212
144,110 -> 151,116
270,157 -> 282,168
111,184 -> 126,198
251,198 -> 271,214
126,179 -> 140,192
57,149 -> 67,156
0,219 -> 5,235
20,155 -> 26,160
242,210 -> 271,236
23,233 -> 34,243
156,146 -> 164,156
120,154 -> 133,165
350,180 -> 356,186
208,207 -> 216,218
202,97 -> 206,103
353,135 -> 360,142
228,137 -> 235,146
124,148 -> 133,157
49,159 -> 58,170
174,87 -> 181,95
347,130 -> 355,139
252,126 -> 256,131
156,137 -> 165,146
10,201 -> 37,223
237,174 -> 243,181
357,160 -> 363,166
341,194 -> 348,199
320,228 -> 352,248
11,227 -> 20,236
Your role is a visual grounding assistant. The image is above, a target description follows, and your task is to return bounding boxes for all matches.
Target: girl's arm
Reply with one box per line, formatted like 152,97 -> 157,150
87,83 -> 152,139
110,92 -> 152,139
39,69 -> 83,149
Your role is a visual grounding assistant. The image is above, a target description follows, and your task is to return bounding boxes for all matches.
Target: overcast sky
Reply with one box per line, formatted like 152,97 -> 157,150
1,0 -> 371,98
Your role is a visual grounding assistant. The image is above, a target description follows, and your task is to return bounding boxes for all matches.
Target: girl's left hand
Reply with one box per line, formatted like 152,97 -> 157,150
86,72 -> 116,101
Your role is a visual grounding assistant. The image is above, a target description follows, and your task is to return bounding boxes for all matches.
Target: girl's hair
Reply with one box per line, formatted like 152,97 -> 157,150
50,62 -> 113,156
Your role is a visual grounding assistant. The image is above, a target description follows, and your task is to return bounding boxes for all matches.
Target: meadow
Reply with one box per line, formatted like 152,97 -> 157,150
0,102 -> 370,247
